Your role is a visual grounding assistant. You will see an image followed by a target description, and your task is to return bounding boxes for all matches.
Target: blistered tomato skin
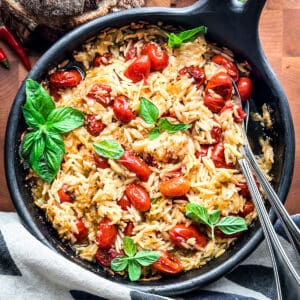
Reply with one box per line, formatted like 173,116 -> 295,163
86,83 -> 112,107
93,153 -> 110,169
141,42 -> 169,71
49,69 -> 82,88
95,248 -> 124,267
159,176 -> 190,197
211,143 -> 234,169
237,77 -> 253,102
212,54 -> 239,82
169,224 -> 207,250
117,151 -> 151,182
179,66 -> 206,87
73,219 -> 88,242
58,184 -> 74,203
124,55 -> 151,82
152,250 -> 183,274
117,194 -> 132,210
85,114 -> 105,136
113,95 -> 135,123
96,218 -> 117,249
239,201 -> 255,217
204,93 -> 225,113
205,72 -> 233,101
125,183 -> 151,212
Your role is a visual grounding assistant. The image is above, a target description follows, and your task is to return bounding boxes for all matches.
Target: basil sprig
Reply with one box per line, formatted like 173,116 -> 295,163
162,26 -> 208,48
110,237 -> 161,281
21,79 -> 85,183
185,203 -> 247,239
93,140 -> 124,159
139,97 -> 192,140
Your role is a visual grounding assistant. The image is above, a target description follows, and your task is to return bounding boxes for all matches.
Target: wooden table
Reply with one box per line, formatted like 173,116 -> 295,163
0,0 -> 299,214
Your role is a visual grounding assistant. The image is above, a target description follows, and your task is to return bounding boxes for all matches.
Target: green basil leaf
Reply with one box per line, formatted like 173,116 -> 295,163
167,33 -> 183,48
123,237 -> 136,257
216,216 -> 248,235
148,127 -> 161,140
31,156 -> 57,183
25,79 -> 55,119
185,203 -> 210,226
22,105 -> 46,129
134,251 -> 161,266
45,133 -> 65,155
139,98 -> 159,125
111,256 -> 128,272
93,140 -> 124,159
158,118 -> 192,134
44,147 -> 63,174
208,210 -> 221,225
127,260 -> 142,281
29,135 -> 45,164
46,107 -> 85,133
21,131 -> 42,157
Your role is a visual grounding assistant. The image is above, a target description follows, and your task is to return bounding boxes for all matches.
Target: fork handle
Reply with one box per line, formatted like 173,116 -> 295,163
244,143 -> 300,255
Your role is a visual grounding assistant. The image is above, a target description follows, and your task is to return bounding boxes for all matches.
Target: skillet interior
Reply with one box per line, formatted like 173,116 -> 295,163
5,0 -> 295,295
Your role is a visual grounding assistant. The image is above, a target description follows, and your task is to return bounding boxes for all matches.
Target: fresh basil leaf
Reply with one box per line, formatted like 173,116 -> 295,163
22,105 -> 46,129
139,98 -> 159,125
128,260 -> 142,281
134,251 -> 161,266
123,237 -> 136,257
31,156 -> 57,183
21,131 -> 42,157
45,133 -> 65,155
216,216 -> 248,235
29,135 -> 45,164
25,79 -> 55,119
111,256 -> 128,272
167,33 -> 183,48
93,140 -> 124,159
46,107 -> 85,133
208,210 -> 221,225
44,147 -> 63,174
158,118 -> 191,134
148,127 -> 161,140
185,203 -> 210,226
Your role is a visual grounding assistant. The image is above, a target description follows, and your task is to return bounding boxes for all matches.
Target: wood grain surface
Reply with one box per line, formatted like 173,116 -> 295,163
0,0 -> 299,213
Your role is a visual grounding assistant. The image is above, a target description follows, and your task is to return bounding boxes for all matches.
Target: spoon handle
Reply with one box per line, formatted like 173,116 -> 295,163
239,159 -> 300,300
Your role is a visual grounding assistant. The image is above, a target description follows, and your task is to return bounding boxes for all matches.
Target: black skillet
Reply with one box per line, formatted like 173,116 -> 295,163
5,0 -> 295,296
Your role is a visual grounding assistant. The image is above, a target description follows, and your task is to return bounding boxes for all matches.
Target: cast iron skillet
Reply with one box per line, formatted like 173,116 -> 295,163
5,0 -> 295,296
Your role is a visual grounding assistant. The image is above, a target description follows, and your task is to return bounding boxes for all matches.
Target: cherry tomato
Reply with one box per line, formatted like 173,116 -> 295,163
195,145 -> 209,158
113,95 -> 135,123
141,42 -> 169,71
214,226 -> 244,239
234,107 -> 247,123
179,66 -> 205,87
95,248 -> 124,267
237,77 -> 253,102
204,93 -> 225,113
96,218 -> 117,249
73,219 -> 88,242
124,222 -> 134,236
125,40 -> 137,61
236,182 -> 251,199
49,86 -> 60,102
117,194 -> 131,211
117,151 -> 151,182
124,55 -> 151,82
152,250 -> 183,274
211,143 -> 234,169
86,83 -> 113,107
169,224 -> 207,250
211,126 -> 222,144
205,72 -> 232,100
93,152 -> 109,169
239,201 -> 255,217
93,53 -> 112,66
212,54 -> 239,82
50,69 -> 82,88
125,183 -> 151,212
220,102 -> 234,114
58,184 -> 74,203
85,114 -> 105,136
159,176 -> 190,197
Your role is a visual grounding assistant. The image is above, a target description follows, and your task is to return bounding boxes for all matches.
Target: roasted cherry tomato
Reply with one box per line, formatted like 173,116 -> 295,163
195,145 -> 209,158
117,151 -> 151,182
85,114 -> 105,136
96,218 -> 117,249
204,93 -> 225,113
117,194 -> 132,211
211,126 -> 222,144
237,77 -> 253,102
125,40 -> 137,61
86,83 -> 113,107
49,86 -> 60,102
93,152 -> 109,169
73,219 -> 88,242
58,184 -> 74,203
179,65 -> 205,87
93,53 -> 112,66
125,183 -> 151,212
239,201 -> 255,217
124,55 -> 151,82
236,182 -> 251,199
113,95 -> 135,123
141,42 -> 169,71
124,222 -> 134,236
159,176 -> 190,197
234,107 -> 247,123
205,72 -> 232,101
49,69 -> 82,88
211,143 -> 234,169
214,226 -> 244,239
212,54 -> 239,82
152,250 -> 183,274
95,248 -> 124,267
169,224 -> 207,250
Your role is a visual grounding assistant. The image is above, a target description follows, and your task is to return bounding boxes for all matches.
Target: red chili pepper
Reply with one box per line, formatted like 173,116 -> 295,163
0,18 -> 31,71
0,47 -> 9,69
